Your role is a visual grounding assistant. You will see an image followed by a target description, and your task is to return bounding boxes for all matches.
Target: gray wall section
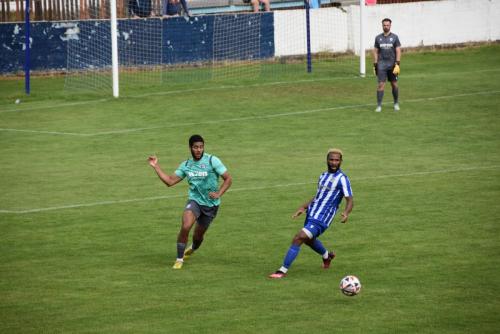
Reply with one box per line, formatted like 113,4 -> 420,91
0,13 -> 275,74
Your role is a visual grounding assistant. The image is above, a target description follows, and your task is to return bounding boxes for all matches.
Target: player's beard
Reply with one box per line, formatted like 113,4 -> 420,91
191,149 -> 204,160
327,163 -> 339,173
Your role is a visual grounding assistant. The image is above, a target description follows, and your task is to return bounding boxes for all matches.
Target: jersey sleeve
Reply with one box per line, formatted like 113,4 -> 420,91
394,35 -> 401,48
340,175 -> 353,198
174,161 -> 187,179
211,156 -> 227,176
374,36 -> 380,49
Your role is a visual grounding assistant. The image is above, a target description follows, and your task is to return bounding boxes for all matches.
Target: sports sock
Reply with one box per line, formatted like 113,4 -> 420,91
392,87 -> 399,104
283,244 -> 301,269
307,238 -> 327,256
192,238 -> 203,250
377,90 -> 384,106
177,243 -> 186,259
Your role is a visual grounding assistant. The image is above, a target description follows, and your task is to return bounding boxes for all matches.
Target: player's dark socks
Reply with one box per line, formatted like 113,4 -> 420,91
377,90 -> 384,106
192,238 -> 203,250
392,87 -> 399,103
177,243 -> 186,259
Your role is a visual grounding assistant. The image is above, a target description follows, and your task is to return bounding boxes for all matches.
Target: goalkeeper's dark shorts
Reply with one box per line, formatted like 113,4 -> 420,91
184,200 -> 219,228
377,63 -> 398,83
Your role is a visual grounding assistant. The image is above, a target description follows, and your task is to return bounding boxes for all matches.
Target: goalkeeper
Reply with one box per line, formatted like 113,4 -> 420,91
372,18 -> 401,112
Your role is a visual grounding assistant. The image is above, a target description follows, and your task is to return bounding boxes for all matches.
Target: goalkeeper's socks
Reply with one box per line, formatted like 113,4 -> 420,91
377,90 -> 384,106
283,244 -> 301,268
392,87 -> 399,104
307,238 -> 327,256
176,242 -> 186,259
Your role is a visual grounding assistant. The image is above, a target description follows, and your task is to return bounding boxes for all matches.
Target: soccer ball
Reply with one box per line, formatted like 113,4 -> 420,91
339,275 -> 362,296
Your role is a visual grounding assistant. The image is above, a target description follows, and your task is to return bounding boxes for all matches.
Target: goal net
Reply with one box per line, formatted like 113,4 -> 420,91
64,0 -> 361,96
64,0 -> 163,95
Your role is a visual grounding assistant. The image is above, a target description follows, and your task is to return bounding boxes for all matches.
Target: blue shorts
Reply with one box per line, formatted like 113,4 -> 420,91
302,218 -> 328,239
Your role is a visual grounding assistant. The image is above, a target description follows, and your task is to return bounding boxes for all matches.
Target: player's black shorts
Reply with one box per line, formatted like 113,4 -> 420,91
184,200 -> 219,227
377,63 -> 398,83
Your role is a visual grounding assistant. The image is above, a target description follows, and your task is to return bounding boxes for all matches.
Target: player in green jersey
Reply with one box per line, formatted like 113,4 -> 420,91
148,135 -> 232,269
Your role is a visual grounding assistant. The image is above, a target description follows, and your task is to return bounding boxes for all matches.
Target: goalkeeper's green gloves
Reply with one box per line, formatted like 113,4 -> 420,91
392,61 -> 400,75
373,63 -> 378,76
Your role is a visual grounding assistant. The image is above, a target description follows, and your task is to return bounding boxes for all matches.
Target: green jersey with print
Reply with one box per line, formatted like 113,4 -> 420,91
175,153 -> 227,207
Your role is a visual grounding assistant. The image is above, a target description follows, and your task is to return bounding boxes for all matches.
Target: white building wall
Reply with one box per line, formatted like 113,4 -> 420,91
274,0 -> 500,57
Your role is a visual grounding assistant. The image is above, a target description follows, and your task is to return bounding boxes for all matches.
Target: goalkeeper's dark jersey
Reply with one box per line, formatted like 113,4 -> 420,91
374,32 -> 401,65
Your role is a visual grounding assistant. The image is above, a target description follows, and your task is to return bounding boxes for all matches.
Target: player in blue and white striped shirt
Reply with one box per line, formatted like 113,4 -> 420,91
269,149 -> 354,279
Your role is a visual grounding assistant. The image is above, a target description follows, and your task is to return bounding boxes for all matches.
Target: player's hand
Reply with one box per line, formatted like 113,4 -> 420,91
148,156 -> 158,168
373,63 -> 378,76
292,207 -> 305,219
392,63 -> 400,75
209,192 -> 220,199
340,212 -> 349,224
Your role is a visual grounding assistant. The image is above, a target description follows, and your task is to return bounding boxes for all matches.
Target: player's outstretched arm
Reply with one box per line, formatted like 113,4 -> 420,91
340,196 -> 354,223
148,156 -> 182,187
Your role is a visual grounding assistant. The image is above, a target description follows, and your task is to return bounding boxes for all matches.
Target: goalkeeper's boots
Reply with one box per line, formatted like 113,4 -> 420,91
375,106 -> 382,113
394,103 -> 400,111
172,259 -> 184,270
322,252 -> 336,269
183,245 -> 194,260
268,270 -> 287,279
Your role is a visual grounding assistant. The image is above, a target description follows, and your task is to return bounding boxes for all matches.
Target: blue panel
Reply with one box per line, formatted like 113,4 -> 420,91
0,23 -> 26,73
260,13 -> 275,59
30,22 -> 68,71
66,20 -> 112,70
162,15 -> 215,64
0,13 -> 275,74
1,22 -> 74,73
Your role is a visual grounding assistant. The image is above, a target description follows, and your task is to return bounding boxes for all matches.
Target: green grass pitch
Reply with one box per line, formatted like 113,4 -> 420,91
1,44 -> 499,333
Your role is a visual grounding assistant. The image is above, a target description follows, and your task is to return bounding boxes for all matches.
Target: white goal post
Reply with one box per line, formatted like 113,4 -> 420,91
110,0 -> 119,97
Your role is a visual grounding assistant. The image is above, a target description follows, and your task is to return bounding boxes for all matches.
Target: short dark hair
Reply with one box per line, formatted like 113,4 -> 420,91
382,18 -> 392,24
189,134 -> 204,147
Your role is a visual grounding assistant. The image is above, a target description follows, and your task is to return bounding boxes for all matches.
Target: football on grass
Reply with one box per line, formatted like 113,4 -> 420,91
339,275 -> 362,296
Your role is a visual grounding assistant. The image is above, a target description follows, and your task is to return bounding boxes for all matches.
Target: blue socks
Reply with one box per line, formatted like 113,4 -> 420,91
308,238 -> 327,256
283,244 -> 301,269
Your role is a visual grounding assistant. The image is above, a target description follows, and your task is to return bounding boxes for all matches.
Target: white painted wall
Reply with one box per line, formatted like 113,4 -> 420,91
275,0 -> 500,57
362,0 -> 500,49
274,8 -> 350,56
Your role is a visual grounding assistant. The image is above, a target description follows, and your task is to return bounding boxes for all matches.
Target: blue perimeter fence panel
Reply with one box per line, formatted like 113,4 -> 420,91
0,13 -> 275,74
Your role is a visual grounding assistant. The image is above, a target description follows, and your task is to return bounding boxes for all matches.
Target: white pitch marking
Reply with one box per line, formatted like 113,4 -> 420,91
1,165 -> 498,214
0,128 -> 87,136
1,90 -> 499,137
0,98 -> 108,114
1,68 -> 499,114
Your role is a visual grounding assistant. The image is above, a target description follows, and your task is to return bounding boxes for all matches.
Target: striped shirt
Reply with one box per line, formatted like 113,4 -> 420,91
307,169 -> 353,226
